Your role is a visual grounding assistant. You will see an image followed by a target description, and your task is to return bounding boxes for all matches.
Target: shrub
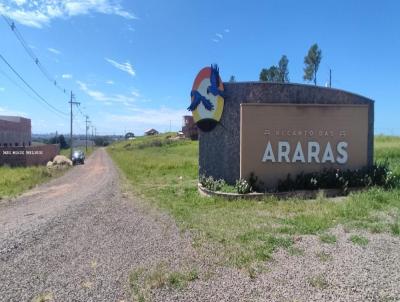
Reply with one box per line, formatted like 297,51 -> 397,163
235,179 -> 252,194
199,175 -> 225,191
277,162 -> 399,193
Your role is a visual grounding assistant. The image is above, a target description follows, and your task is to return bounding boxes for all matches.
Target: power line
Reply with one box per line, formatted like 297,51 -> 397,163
0,64 -> 43,105
2,15 -> 96,134
0,53 -> 68,117
2,15 -> 67,94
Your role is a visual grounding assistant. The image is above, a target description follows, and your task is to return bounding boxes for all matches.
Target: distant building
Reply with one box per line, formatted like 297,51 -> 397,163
144,128 -> 159,136
182,115 -> 198,140
0,116 -> 31,147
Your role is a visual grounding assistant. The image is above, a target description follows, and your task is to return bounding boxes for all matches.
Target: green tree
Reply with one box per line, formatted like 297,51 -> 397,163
259,55 -> 289,83
259,66 -> 280,82
49,134 -> 69,149
303,43 -> 322,85
278,55 -> 289,83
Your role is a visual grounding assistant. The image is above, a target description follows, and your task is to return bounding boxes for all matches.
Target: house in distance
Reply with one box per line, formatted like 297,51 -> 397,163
144,128 -> 159,136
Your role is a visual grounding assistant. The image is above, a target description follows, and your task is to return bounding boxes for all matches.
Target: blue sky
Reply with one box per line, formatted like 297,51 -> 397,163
0,0 -> 399,135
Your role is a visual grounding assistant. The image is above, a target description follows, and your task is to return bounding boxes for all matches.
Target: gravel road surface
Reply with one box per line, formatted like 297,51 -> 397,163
0,149 -> 195,301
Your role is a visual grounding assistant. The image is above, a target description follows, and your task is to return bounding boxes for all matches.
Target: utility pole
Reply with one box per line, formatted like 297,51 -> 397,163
329,69 -> 332,88
85,115 -> 89,152
69,91 -> 80,160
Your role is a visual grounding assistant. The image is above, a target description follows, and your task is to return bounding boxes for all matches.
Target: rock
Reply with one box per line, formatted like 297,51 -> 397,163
52,155 -> 73,167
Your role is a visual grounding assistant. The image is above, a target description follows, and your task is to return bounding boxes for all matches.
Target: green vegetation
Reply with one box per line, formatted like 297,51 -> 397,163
308,274 -> 329,289
349,234 -> 369,246
303,43 -> 322,85
0,146 -> 96,200
259,55 -> 289,83
129,263 -> 198,302
0,166 -> 62,199
319,233 -> 337,244
315,251 -> 333,262
108,135 -> 400,271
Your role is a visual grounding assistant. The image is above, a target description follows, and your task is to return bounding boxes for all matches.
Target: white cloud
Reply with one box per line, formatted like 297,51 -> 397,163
0,106 -> 27,117
0,87 -> 5,92
212,39 -> 219,43
77,80 -> 137,104
13,0 -> 26,6
224,28 -> 230,33
215,33 -> 223,39
105,58 -> 135,76
48,47 -> 61,55
62,74 -> 72,79
108,107 -> 187,127
131,90 -> 140,98
0,0 -> 136,28
106,80 -> 114,85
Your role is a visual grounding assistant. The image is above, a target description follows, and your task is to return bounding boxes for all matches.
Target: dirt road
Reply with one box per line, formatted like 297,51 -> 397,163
0,149 -> 194,301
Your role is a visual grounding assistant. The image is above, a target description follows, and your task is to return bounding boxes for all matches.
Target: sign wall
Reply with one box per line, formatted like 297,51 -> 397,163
240,103 -> 369,189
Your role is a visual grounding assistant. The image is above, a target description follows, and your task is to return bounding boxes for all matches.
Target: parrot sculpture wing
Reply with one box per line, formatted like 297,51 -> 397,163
207,64 -> 224,97
188,90 -> 214,111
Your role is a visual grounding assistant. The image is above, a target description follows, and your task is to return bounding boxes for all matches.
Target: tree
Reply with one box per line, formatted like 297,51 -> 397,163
278,55 -> 289,83
259,55 -> 289,83
229,75 -> 236,82
125,132 -> 135,140
303,43 -> 322,85
49,134 -> 69,149
259,66 -> 280,82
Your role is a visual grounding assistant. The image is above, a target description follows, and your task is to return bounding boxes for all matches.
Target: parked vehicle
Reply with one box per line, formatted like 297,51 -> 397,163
72,150 -> 85,165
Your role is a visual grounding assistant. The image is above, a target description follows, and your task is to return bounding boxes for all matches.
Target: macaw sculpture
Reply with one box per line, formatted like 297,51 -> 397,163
207,64 -> 224,98
188,90 -> 214,111
187,64 -> 223,112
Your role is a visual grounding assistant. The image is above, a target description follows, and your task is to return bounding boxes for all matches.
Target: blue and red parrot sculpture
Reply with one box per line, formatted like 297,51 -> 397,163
187,64 -> 223,112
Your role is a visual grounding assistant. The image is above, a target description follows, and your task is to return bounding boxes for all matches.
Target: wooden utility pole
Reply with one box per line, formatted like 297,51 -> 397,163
85,115 -> 89,152
69,91 -> 80,159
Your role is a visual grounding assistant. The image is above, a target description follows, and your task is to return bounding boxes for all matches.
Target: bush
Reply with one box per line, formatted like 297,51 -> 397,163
199,175 -> 225,191
277,162 -> 399,193
235,179 -> 252,194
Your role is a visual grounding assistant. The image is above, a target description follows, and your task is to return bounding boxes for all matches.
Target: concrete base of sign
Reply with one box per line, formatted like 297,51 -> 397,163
198,183 -> 363,200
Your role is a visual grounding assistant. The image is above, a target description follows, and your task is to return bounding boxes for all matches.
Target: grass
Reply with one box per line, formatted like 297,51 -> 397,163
0,166 -> 62,199
349,234 -> 369,246
108,135 -> 400,271
32,292 -> 53,302
319,233 -> 337,244
0,147 -> 95,200
308,274 -> 329,289
129,263 -> 198,302
315,251 -> 333,262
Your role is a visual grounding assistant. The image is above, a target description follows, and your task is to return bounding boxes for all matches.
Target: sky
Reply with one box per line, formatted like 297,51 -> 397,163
0,0 -> 399,135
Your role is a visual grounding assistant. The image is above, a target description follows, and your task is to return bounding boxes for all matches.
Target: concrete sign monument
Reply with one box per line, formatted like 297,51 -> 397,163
190,66 -> 374,190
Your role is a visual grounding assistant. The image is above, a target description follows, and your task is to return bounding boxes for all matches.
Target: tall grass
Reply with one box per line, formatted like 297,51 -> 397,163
0,166 -> 55,199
